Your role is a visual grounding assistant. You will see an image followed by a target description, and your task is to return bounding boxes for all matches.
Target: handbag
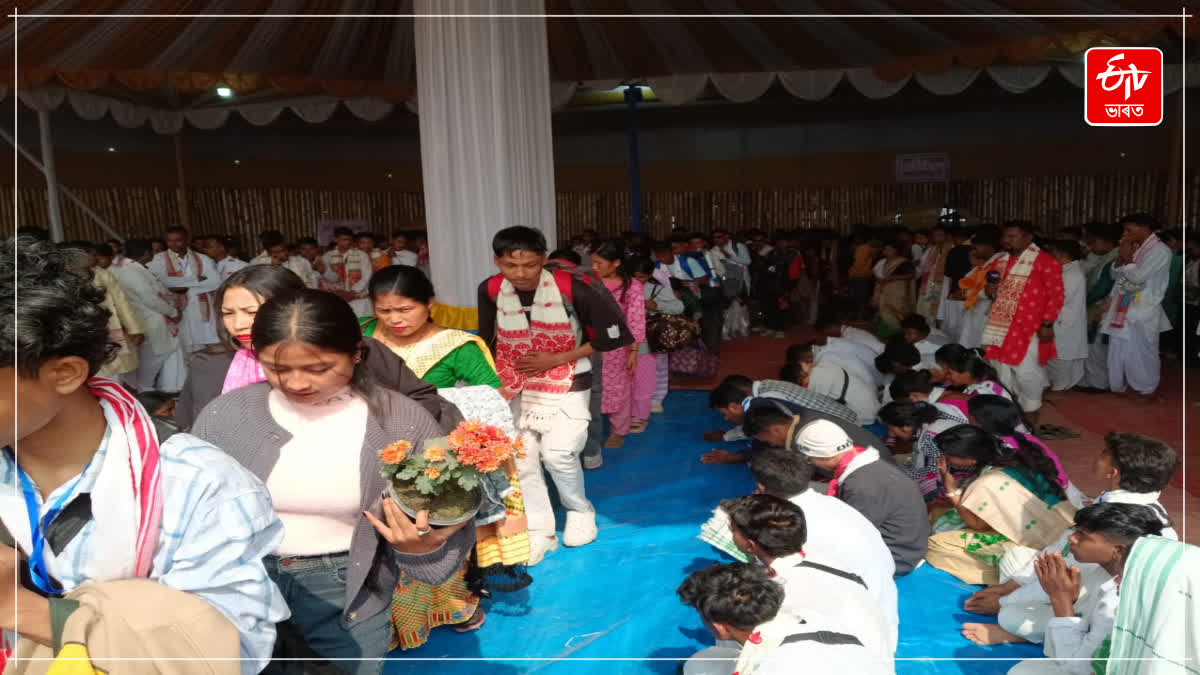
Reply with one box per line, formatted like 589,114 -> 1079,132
647,313 -> 700,353
669,338 -> 719,378
722,298 -> 750,339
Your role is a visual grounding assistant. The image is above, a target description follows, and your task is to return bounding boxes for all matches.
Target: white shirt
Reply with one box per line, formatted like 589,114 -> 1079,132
769,552 -> 892,663
839,326 -> 884,354
814,338 -> 884,390
216,256 -> 249,281
1101,237 -> 1173,339
788,489 -> 898,649
110,260 -> 181,356
1043,577 -> 1118,675
391,249 -> 419,267
1054,261 -> 1089,360
248,253 -> 317,288
806,363 -> 880,426
147,250 -> 221,348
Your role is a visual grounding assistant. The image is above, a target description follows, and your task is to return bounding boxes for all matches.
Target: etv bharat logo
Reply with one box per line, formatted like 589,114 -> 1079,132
1085,47 -> 1163,126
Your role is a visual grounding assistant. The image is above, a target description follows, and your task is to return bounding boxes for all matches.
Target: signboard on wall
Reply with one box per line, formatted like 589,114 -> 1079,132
895,153 -> 950,183
317,219 -> 371,246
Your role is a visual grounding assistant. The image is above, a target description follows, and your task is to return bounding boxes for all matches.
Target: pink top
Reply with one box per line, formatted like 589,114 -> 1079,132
265,388 -> 367,555
603,278 -> 646,343
221,348 -> 267,394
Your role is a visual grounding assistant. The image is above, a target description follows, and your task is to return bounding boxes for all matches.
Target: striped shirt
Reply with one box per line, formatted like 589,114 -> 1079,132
0,399 -> 288,674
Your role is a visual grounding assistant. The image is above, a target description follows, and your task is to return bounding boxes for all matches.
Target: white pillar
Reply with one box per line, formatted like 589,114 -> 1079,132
415,0 -> 557,329
37,109 -> 65,243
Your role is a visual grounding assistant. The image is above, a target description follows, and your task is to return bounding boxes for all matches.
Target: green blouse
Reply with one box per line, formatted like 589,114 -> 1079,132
360,317 -> 501,389
415,341 -> 501,389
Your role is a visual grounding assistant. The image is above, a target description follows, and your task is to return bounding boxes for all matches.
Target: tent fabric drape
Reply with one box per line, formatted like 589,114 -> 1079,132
7,64 -> 1195,133
414,0 -> 557,328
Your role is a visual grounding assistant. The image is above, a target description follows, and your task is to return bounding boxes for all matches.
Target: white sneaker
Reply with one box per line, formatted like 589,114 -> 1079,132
562,510 -> 598,547
526,534 -> 558,566
582,451 -> 603,470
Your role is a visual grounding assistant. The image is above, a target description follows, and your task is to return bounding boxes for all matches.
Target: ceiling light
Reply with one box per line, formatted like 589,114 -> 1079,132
107,146 -> 116,152
216,86 -> 233,98
234,159 -> 241,165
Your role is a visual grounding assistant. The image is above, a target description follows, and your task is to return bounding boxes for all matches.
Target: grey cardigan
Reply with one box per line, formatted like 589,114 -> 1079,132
190,382 -> 475,628
176,343 -> 462,432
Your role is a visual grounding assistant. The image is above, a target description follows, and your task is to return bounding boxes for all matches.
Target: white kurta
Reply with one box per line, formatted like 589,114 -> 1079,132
215,256 -> 249,282
320,248 -> 374,316
958,296 -> 992,349
248,252 -> 317,288
814,338 -> 884,389
1052,262 -> 1088,361
148,250 -> 220,351
788,490 -> 898,652
1100,239 -> 1173,340
111,261 -> 181,356
769,552 -> 893,665
806,363 -> 879,425
840,326 -> 884,354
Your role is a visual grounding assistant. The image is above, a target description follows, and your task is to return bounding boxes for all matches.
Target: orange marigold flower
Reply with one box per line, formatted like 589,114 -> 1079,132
378,440 -> 412,465
425,466 -> 442,479
423,446 -> 447,462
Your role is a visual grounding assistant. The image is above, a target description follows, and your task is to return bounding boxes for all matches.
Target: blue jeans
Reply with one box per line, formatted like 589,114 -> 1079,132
263,553 -> 391,675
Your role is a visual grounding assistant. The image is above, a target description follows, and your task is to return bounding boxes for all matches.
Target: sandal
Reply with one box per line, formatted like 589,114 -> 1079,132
452,607 -> 486,633
629,419 -> 648,434
1036,424 -> 1079,440
604,434 -> 625,448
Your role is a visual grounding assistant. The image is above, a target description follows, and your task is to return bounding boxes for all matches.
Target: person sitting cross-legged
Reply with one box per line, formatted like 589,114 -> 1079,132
677,562 -> 890,675
1005,503 -> 1167,675
792,419 -> 928,576
960,432 -> 1178,646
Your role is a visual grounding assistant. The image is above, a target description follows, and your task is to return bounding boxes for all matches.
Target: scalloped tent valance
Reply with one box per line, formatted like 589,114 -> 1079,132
6,61 -> 1194,134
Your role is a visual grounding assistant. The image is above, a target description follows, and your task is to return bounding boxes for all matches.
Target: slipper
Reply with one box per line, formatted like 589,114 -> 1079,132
629,419 -> 648,434
604,434 -> 625,449
1037,424 -> 1079,440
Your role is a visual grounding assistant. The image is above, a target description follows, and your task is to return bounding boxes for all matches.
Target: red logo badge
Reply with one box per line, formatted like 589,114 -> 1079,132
1085,47 -> 1163,127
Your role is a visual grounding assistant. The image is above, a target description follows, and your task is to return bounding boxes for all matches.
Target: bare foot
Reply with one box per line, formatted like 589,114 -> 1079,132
961,623 -> 1028,646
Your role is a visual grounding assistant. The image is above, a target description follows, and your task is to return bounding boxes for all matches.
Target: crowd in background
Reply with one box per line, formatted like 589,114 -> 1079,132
2,213 -> 1195,675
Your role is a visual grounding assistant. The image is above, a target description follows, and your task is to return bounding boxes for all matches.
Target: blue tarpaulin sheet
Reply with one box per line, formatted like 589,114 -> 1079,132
385,390 -> 1044,674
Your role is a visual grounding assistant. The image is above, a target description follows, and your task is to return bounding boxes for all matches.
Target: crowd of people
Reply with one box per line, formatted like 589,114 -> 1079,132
0,214 -> 1194,675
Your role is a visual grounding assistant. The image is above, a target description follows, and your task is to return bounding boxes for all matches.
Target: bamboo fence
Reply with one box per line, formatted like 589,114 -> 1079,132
3,171 -> 1188,244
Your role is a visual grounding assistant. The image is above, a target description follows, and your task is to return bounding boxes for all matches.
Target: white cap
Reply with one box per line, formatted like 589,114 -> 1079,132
793,419 -> 855,458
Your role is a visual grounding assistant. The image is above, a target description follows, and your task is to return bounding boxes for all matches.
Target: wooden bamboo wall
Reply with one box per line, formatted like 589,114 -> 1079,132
3,170 -> 1188,245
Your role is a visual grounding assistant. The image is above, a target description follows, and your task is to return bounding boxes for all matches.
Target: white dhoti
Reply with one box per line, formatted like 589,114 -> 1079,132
1045,359 -> 1085,391
511,389 -> 593,536
683,642 -> 740,675
990,338 -> 1047,412
1081,340 -> 1109,390
1107,325 -> 1161,395
958,298 -> 991,349
128,342 -> 187,392
939,298 -> 965,340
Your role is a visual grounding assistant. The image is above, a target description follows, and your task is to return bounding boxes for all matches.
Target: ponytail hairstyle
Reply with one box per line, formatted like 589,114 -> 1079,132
878,400 -> 941,430
889,370 -> 936,402
251,288 -> 380,417
592,240 -> 631,302
968,395 -> 1066,499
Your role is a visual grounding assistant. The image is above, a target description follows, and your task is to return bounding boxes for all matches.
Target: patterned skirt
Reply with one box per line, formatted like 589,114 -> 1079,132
390,562 -> 479,651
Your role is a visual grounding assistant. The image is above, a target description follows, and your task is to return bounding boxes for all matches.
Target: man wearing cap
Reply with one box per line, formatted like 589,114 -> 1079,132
794,419 -> 929,576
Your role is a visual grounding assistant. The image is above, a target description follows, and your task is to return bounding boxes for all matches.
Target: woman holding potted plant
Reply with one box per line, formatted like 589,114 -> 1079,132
362,265 -> 530,649
191,289 -> 474,674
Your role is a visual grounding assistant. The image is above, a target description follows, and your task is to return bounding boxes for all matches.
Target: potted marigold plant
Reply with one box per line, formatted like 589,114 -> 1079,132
379,420 -> 522,527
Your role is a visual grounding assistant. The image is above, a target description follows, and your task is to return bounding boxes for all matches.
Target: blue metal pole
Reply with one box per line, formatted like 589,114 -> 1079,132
625,85 -> 643,233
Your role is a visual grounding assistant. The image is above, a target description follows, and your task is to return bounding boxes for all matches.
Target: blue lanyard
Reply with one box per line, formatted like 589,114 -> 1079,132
13,458 -> 91,595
